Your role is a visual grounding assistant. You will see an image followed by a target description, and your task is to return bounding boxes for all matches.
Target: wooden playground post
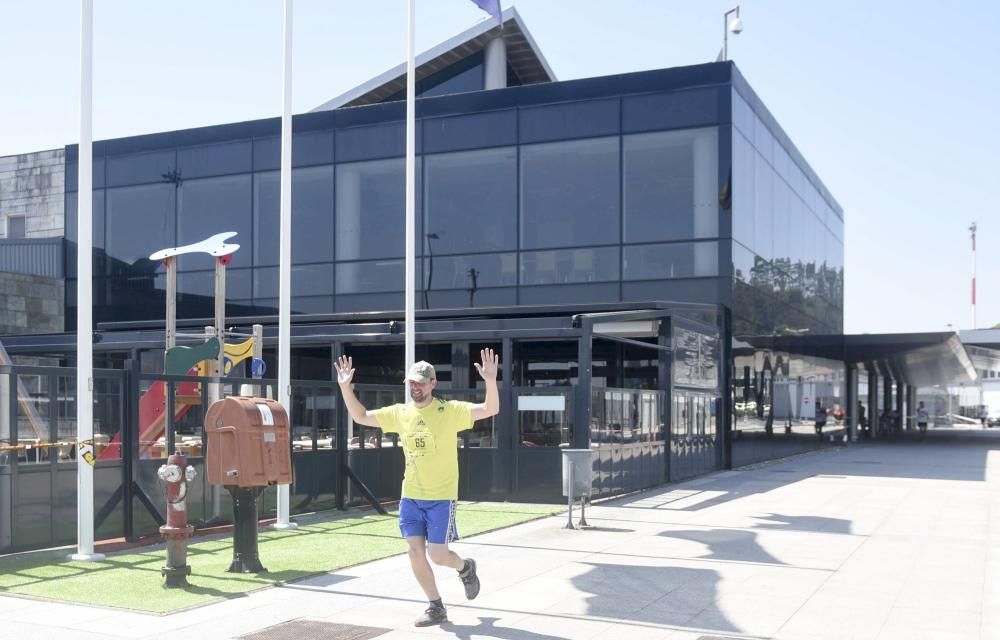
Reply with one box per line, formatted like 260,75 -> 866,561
214,256 -> 229,399
164,256 -> 176,350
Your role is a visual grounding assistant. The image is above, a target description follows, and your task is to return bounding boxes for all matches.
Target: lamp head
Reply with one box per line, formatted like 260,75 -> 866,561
729,17 -> 744,34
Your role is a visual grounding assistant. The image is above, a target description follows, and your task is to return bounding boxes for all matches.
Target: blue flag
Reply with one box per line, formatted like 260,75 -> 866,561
470,0 -> 502,25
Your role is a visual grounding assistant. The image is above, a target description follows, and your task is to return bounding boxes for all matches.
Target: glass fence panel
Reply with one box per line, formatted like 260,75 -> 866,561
0,373 -> 9,466
355,385 -> 404,449
437,388 -> 497,448
55,375 -> 77,462
515,388 -> 572,447
592,388 -> 667,445
16,373 -> 49,465
290,385 -> 338,451
641,390 -> 666,443
93,375 -> 124,460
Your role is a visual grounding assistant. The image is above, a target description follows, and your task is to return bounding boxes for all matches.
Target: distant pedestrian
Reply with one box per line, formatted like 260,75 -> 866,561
335,349 -> 500,627
916,401 -> 929,435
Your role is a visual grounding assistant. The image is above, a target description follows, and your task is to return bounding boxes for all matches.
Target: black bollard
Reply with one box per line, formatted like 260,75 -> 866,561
226,486 -> 267,573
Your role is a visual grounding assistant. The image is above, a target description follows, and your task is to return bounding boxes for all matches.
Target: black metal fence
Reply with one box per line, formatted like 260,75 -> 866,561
0,366 -> 714,554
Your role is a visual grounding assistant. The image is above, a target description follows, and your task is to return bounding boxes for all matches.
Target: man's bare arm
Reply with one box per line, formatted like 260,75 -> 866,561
335,355 -> 381,427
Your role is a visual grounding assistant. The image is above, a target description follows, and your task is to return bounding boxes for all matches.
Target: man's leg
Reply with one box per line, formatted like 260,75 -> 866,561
405,536 -> 440,600
424,501 -> 480,601
428,543 -> 480,600
426,542 -> 466,571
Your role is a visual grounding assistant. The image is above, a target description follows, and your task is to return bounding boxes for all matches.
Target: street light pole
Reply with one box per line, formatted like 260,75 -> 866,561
723,5 -> 743,62
970,221 -> 977,329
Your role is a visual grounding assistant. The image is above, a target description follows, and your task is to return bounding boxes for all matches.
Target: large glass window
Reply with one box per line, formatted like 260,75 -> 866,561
254,166 -> 334,266
65,190 -> 106,278
336,259 -> 404,294
105,183 -> 176,269
254,264 -> 334,298
732,89 -> 754,137
772,179 -> 790,268
177,141 -> 251,179
520,99 -> 619,143
520,137 -> 619,249
177,175 -> 252,270
336,158 -> 421,261
177,268 -> 251,300
425,147 -> 516,255
106,150 -> 175,188
425,252 -> 516,290
420,59 -> 482,98
623,241 -> 718,280
253,131 -> 335,171
65,191 -> 105,249
732,241 -> 756,284
520,247 -> 619,285
753,153 -> 773,262
732,131 -> 756,252
623,127 -> 718,243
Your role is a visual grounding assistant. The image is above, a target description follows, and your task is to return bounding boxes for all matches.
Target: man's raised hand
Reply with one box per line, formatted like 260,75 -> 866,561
474,348 -> 499,381
335,355 -> 355,386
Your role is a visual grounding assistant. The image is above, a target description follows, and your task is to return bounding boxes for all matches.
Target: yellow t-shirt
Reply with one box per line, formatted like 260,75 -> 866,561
374,398 -> 474,500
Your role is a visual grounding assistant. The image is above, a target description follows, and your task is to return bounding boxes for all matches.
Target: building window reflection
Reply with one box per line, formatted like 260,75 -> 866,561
520,137 -> 619,250
623,127 -> 718,243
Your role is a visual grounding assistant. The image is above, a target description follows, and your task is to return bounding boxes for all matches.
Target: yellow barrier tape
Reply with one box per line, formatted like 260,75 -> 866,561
0,438 -> 93,452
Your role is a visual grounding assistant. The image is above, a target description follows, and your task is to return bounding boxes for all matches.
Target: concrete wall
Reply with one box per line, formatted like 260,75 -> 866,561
0,272 -> 64,334
0,149 -> 65,239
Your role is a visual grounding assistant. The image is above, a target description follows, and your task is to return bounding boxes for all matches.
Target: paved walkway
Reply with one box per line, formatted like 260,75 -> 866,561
2,434 -> 998,639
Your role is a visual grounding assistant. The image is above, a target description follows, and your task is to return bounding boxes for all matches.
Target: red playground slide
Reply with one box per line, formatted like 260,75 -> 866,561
98,375 -> 201,460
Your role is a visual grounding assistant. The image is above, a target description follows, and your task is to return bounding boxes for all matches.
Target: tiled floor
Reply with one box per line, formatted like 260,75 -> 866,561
2,433 -> 999,640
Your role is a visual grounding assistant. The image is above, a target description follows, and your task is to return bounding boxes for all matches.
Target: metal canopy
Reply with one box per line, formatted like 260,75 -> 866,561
960,328 -> 1000,350
740,332 -> 977,387
0,301 -> 716,356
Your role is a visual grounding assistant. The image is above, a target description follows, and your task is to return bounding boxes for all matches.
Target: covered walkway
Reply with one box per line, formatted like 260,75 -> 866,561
1,427 -> 998,639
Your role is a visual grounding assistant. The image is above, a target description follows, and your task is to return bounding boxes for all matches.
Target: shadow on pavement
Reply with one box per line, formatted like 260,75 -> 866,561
752,512 -> 852,534
658,528 -> 783,565
441,616 -> 569,640
571,562 -> 738,635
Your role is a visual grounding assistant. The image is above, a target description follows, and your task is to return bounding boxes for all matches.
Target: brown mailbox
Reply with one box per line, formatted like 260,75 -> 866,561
205,397 -> 292,487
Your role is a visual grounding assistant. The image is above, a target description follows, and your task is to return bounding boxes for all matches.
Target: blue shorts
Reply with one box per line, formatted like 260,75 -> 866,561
398,498 -> 459,544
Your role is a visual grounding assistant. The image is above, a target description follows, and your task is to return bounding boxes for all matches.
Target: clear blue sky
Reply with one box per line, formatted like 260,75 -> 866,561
1,1 -> 996,335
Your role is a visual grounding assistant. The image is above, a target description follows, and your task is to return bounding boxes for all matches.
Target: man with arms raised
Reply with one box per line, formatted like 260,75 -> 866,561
335,348 -> 500,627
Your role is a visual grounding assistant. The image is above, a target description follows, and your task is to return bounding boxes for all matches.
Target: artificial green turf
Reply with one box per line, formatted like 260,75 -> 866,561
0,503 -> 560,613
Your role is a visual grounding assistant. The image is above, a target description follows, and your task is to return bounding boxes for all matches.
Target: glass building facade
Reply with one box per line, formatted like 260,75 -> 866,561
64,64 -> 841,340
62,65 -> 766,327
61,63 -> 843,478
730,80 -> 844,336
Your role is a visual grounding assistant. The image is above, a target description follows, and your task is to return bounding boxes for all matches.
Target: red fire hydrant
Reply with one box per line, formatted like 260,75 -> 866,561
158,452 -> 196,587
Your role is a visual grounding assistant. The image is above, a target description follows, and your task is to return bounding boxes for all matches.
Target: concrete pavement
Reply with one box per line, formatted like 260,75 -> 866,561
1,434 -> 998,639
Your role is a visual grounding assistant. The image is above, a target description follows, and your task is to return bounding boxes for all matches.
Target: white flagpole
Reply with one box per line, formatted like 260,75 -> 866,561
72,0 -> 103,562
404,0 -> 416,379
275,0 -> 297,529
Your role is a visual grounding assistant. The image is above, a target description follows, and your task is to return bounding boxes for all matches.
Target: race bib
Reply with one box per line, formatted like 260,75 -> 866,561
403,431 -> 436,457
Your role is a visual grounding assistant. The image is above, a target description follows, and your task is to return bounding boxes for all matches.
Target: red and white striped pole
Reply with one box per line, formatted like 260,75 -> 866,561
970,221 -> 977,329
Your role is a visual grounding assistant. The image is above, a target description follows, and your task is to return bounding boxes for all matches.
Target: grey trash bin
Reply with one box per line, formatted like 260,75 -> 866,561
561,449 -> 592,498
561,449 -> 592,529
